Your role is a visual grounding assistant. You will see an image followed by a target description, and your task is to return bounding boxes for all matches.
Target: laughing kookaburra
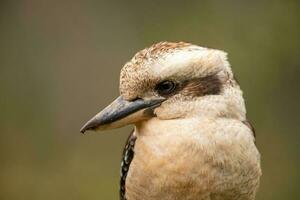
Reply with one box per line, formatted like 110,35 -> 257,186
80,42 -> 261,200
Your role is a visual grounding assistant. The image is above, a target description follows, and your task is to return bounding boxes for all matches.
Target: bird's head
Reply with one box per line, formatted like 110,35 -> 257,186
80,42 -> 246,133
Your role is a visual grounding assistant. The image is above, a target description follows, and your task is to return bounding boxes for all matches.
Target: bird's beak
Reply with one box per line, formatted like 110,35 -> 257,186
80,96 -> 165,133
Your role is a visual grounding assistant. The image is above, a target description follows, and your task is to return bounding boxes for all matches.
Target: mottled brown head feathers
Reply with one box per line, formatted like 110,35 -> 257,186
120,41 -> 232,100
119,41 -> 245,120
120,42 -> 194,100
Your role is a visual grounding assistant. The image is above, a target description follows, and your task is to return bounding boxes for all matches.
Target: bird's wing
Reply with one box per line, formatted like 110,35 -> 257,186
120,130 -> 137,200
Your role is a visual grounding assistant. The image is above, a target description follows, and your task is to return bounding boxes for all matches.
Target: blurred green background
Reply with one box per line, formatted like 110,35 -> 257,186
1,0 -> 299,199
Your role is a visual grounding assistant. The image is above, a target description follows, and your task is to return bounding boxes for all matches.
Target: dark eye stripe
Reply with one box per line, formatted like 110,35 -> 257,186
181,74 -> 222,97
155,74 -> 222,98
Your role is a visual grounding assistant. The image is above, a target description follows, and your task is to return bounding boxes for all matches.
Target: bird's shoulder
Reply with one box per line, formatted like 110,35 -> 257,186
242,119 -> 256,140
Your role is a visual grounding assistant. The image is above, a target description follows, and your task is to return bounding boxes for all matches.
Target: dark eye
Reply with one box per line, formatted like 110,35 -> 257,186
155,80 -> 176,96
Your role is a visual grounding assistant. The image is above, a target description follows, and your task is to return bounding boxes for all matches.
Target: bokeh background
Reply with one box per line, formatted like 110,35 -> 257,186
1,0 -> 299,199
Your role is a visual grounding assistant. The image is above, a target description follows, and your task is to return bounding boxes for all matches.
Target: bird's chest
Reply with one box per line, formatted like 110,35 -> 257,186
123,119 -> 261,200
125,135 -> 214,200
124,134 -> 260,200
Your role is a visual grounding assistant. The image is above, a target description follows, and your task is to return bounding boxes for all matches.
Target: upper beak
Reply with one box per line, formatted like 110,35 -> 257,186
80,96 -> 165,133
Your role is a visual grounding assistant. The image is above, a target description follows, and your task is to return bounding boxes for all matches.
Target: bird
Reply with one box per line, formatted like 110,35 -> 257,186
80,41 -> 262,200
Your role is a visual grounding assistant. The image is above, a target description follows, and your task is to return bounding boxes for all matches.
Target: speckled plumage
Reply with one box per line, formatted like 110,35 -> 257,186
120,131 -> 136,200
120,42 -> 198,100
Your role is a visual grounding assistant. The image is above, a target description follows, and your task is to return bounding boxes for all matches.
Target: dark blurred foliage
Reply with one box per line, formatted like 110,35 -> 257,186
0,0 -> 299,199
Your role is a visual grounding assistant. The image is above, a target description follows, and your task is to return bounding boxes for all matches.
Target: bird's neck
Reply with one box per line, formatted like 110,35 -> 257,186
135,116 -> 218,137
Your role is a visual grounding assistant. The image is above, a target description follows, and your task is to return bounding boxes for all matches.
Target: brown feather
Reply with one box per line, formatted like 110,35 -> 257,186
181,74 -> 222,97
120,131 -> 137,200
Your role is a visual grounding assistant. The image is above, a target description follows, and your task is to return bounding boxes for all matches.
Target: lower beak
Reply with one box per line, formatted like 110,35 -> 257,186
80,96 -> 165,133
